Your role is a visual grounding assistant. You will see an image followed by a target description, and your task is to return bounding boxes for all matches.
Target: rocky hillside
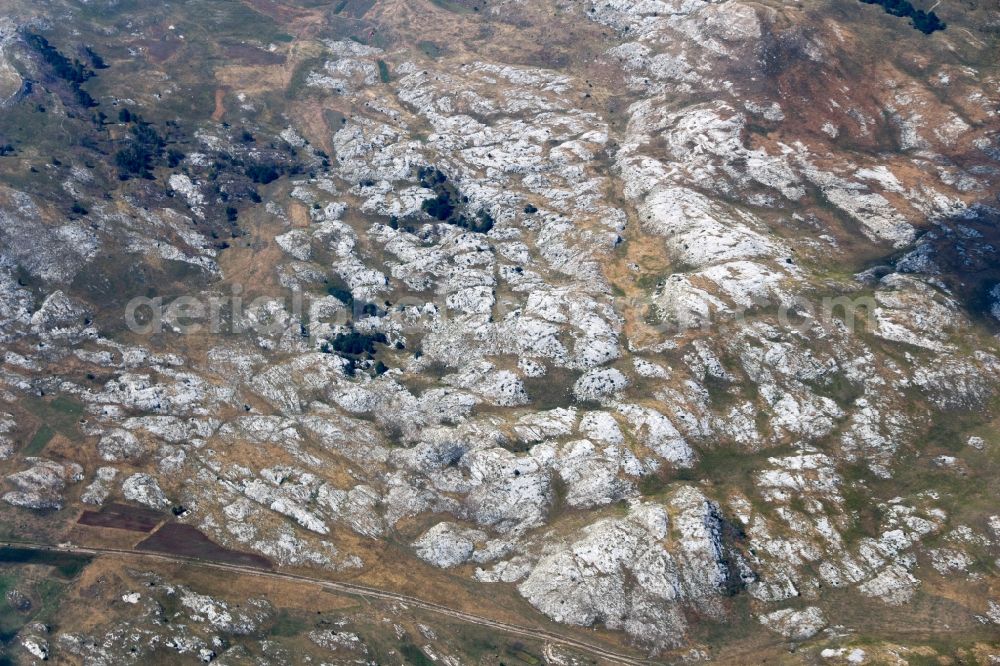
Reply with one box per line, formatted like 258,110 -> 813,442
0,0 -> 998,663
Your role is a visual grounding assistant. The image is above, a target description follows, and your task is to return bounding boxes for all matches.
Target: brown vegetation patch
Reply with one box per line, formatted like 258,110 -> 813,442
241,0 -> 314,25
144,38 -> 183,63
223,43 -> 287,66
211,88 -> 227,122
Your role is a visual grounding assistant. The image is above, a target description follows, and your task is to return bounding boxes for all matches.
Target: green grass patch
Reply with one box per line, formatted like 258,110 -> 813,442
76,0 -> 143,18
49,396 -> 84,417
921,415 -> 983,454
20,394 -> 85,454
681,445 -> 797,487
0,575 -> 30,644
519,367 -> 581,412
0,547 -> 92,579
25,578 -> 66,624
427,0 -> 476,13
24,425 -> 54,456
274,33 -> 294,43
180,0 -> 285,43
417,41 -> 444,59
327,0 -> 376,18
377,60 -> 390,83
0,569 -> 73,645
687,593 -> 760,651
286,56 -> 327,99
269,610 -> 307,637
506,643 -> 542,665
638,469 -> 671,497
634,272 -> 666,291
400,643 -> 434,666
703,370 -> 739,409
806,370 -> 863,410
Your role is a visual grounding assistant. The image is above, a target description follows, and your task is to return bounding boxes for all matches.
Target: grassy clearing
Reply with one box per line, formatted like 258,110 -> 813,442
688,594 -> 765,654
0,556 -> 81,645
329,0 -> 376,19
428,0 -> 476,14
680,445 -> 798,488
805,370 -> 864,410
19,395 -> 84,455
519,367 -> 580,411
417,41 -> 444,59
0,547 -> 92,579
0,574 -> 19,643
400,643 -> 434,666
506,642 -> 543,665
181,0 -> 286,43
286,56 -> 327,100
49,396 -> 83,418
23,425 -> 54,456
0,575 -> 68,644
268,609 -> 308,637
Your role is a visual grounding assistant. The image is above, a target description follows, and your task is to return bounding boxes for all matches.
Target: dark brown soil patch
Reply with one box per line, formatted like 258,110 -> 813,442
136,523 -> 272,569
77,503 -> 165,533
222,43 -> 287,65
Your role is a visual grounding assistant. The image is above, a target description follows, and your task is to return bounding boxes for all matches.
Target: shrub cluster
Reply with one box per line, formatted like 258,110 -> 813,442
24,32 -> 99,107
417,166 -> 495,234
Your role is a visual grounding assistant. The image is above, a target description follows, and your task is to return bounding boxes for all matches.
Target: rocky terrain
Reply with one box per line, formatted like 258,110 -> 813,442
0,0 -> 999,663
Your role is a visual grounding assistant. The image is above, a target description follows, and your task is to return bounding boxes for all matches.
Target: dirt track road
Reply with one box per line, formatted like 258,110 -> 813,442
2,539 -> 651,666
